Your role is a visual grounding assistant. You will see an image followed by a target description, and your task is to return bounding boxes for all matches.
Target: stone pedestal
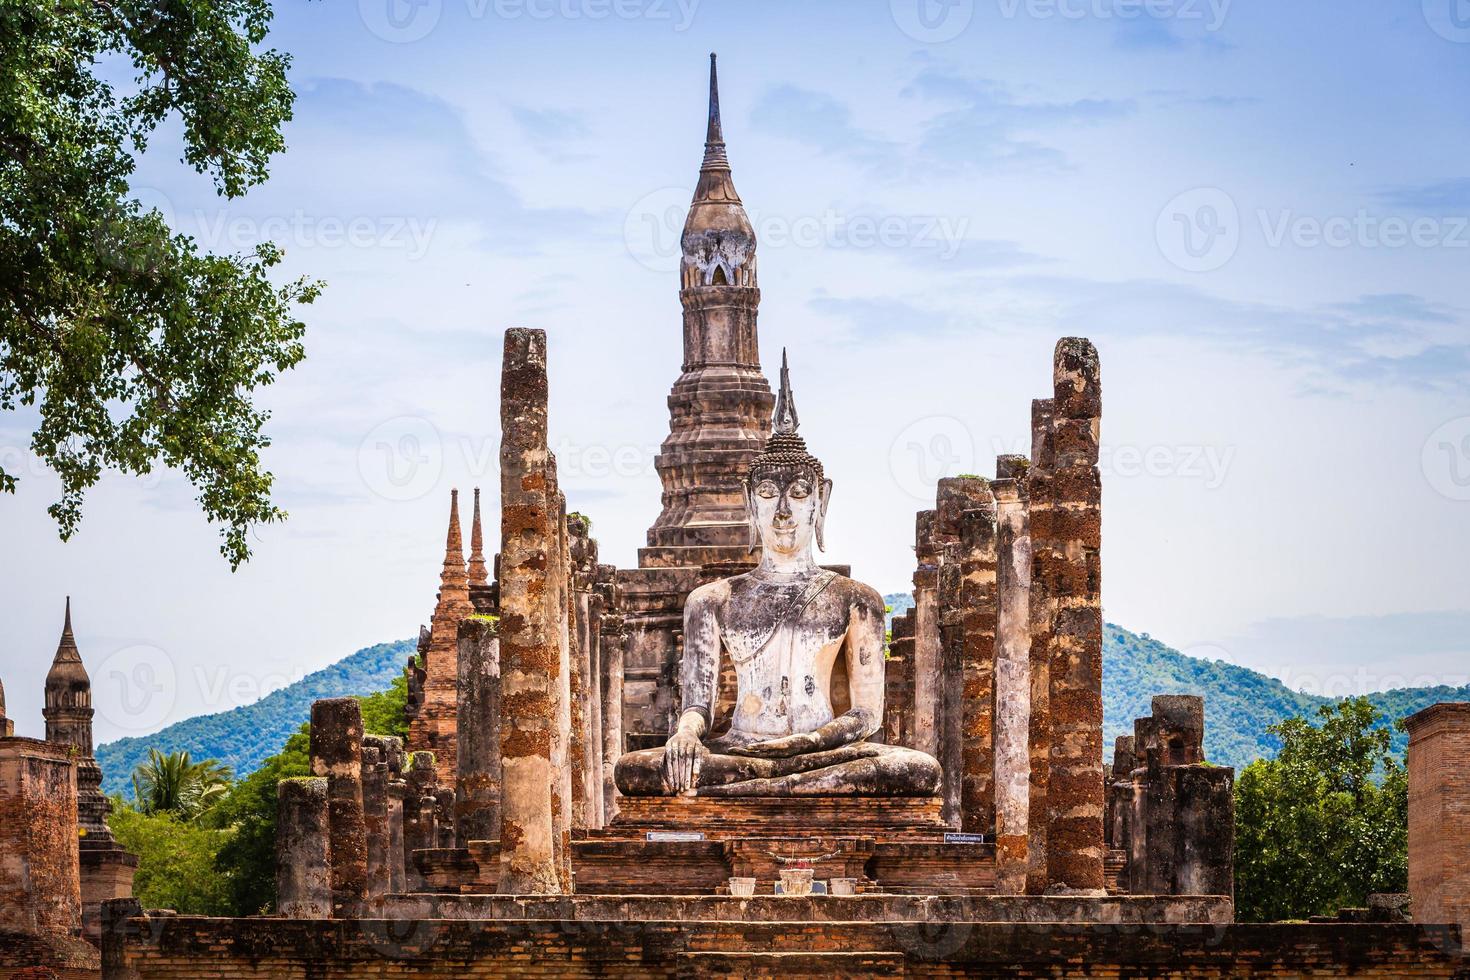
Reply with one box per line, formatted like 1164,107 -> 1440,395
79,840 -> 138,944
1406,702 -> 1470,935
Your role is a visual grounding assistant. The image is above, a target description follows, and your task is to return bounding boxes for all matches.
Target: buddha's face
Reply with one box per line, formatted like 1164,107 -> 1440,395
748,467 -> 831,558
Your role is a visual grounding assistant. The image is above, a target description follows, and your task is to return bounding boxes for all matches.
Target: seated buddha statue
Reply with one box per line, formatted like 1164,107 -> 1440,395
615,354 -> 942,798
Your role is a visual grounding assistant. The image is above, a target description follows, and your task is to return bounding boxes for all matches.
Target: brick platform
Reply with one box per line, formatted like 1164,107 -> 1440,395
103,911 -> 1468,978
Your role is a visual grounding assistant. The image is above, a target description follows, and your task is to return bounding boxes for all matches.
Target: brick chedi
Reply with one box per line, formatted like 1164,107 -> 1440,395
43,597 -> 137,943
409,490 -> 475,783
618,53 -> 777,743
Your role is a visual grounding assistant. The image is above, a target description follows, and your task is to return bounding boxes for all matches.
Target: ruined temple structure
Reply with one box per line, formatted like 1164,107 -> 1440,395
42,600 -> 138,944
89,55 -> 1470,978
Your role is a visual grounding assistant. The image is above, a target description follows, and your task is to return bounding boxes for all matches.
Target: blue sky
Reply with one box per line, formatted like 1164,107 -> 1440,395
3,0 -> 1469,741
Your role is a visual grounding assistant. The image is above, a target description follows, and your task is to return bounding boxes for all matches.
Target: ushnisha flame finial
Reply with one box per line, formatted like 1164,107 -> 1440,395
748,350 -> 824,486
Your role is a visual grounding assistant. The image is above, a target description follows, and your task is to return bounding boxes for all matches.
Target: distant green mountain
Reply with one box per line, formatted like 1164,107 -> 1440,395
96,639 -> 414,796
97,604 -> 1468,794
883,593 -> 1466,770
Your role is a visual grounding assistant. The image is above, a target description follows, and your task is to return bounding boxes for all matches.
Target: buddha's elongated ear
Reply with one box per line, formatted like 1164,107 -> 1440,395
815,478 -> 833,552
744,482 -> 761,555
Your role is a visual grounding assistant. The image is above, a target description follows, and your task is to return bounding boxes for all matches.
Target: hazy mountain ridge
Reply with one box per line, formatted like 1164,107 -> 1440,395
883,593 -> 1458,768
97,605 -> 1464,793
96,639 -> 414,796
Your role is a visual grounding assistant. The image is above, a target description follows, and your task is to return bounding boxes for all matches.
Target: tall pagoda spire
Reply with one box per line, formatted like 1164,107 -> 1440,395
43,597 -> 116,843
467,487 -> 489,587
701,52 -> 729,172
641,55 -> 775,565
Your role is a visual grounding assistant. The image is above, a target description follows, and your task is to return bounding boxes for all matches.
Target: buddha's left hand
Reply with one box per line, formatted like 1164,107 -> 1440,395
727,732 -> 821,758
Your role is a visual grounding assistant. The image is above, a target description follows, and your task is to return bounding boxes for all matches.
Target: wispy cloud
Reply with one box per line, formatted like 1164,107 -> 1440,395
904,68 -> 1135,175
1376,178 -> 1470,212
750,85 -> 904,177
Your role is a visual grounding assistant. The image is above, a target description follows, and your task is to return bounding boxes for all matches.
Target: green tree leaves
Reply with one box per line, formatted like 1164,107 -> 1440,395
1234,697 -> 1408,921
130,747 -> 233,818
0,0 -> 320,566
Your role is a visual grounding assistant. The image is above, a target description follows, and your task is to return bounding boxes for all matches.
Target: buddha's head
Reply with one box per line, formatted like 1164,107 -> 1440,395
746,351 -> 832,558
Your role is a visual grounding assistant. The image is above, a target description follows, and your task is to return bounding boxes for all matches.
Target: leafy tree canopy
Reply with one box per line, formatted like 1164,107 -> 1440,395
1234,697 -> 1408,922
1,0 -> 320,566
110,801 -> 235,915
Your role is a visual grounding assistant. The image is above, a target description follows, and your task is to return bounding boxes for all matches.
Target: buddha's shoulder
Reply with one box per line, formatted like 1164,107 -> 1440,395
822,575 -> 886,616
687,577 -> 733,607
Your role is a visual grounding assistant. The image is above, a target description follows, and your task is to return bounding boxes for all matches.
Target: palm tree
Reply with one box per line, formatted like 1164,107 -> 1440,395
131,749 -> 233,819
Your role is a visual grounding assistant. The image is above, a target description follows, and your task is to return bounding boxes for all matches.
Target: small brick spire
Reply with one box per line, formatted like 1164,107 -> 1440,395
467,487 -> 490,587
442,489 -> 468,592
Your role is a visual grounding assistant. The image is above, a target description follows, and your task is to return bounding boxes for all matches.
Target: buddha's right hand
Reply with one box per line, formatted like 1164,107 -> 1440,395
663,728 -> 707,795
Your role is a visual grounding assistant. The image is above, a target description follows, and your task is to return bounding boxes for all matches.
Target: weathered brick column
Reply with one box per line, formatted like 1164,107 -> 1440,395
310,698 -> 368,917
596,566 -> 624,824
455,617 -> 502,847
382,737 -> 407,894
1105,735 -> 1136,854
402,751 -> 437,892
498,327 -> 571,895
1125,696 -> 1233,897
1406,702 -> 1470,935
0,737 -> 81,938
1024,397 -> 1055,895
553,494 -> 575,891
993,455 -> 1031,893
1041,338 -> 1105,894
275,777 -> 330,918
567,514 -> 601,831
956,481 -> 999,836
360,737 -> 391,900
911,510 -> 943,762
